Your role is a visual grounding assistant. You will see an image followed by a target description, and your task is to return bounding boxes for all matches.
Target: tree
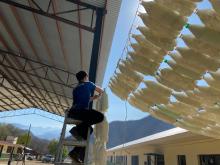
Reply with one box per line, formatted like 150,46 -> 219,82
48,139 -> 68,158
62,146 -> 68,159
0,124 -> 22,140
17,133 -> 31,146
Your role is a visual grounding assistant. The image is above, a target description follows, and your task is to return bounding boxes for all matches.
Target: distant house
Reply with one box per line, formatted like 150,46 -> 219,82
0,136 -> 23,160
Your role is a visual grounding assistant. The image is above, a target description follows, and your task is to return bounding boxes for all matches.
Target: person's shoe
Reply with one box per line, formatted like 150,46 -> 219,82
69,127 -> 84,141
68,152 -> 82,163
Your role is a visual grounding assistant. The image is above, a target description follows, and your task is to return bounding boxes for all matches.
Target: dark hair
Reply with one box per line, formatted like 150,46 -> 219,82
76,70 -> 88,82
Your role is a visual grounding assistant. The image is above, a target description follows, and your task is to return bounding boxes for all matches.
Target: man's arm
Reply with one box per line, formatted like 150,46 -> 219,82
95,86 -> 104,95
90,86 -> 104,101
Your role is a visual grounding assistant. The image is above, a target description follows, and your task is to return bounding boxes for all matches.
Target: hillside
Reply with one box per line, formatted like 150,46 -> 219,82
0,123 -> 50,154
1,115 -> 174,150
13,123 -> 61,140
107,116 -> 174,148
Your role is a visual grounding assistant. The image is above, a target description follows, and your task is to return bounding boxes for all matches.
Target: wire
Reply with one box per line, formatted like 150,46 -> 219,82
121,99 -> 131,157
106,1 -> 142,88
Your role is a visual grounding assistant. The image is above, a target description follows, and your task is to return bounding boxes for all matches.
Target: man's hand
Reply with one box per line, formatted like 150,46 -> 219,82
90,86 -> 104,102
90,94 -> 101,102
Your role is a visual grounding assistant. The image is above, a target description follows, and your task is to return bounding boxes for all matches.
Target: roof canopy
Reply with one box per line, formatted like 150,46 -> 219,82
0,0 -> 121,116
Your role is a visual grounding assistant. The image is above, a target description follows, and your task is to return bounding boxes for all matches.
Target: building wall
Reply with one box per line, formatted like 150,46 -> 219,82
2,144 -> 10,154
0,144 -> 22,154
163,139 -> 220,165
107,138 -> 220,165
108,145 -> 161,165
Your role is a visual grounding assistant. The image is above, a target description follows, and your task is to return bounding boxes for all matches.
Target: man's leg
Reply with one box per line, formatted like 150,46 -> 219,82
68,109 -> 104,162
74,109 -> 104,125
76,109 -> 104,161
68,109 -> 103,138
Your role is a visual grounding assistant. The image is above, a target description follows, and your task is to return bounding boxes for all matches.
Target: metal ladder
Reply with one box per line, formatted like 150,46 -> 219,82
54,112 -> 90,165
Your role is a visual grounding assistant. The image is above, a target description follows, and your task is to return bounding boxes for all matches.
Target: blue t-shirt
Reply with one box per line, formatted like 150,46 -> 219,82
72,81 -> 96,109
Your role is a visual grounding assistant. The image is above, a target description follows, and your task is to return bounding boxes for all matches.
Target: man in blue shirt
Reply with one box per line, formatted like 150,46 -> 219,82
68,71 -> 104,163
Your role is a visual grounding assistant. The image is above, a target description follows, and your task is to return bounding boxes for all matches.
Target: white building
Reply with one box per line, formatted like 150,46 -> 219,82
107,128 -> 220,165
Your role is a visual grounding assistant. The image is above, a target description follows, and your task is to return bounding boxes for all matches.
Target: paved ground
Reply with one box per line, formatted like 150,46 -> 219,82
0,160 -> 52,165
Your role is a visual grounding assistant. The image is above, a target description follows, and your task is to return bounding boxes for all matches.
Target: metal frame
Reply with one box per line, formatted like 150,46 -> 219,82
0,108 -> 64,122
0,49 -> 77,88
0,0 -> 107,116
89,8 -> 106,83
0,20 -> 65,115
68,0 -> 107,83
0,77 -> 69,113
0,0 -> 96,32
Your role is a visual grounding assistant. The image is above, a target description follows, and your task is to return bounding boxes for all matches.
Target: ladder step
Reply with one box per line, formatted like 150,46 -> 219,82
65,118 -> 82,125
62,139 -> 87,147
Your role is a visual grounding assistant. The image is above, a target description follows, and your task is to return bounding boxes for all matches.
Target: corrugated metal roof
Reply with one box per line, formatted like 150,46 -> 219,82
81,0 -> 106,8
0,0 -> 122,116
107,128 -> 188,151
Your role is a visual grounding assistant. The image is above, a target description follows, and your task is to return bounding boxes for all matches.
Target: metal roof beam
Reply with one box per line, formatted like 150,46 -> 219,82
0,90 -> 19,110
0,110 -> 35,118
89,8 -> 105,83
88,7 -> 105,109
1,103 -> 25,108
1,75 -> 72,100
67,0 -> 106,12
1,81 -> 64,115
0,49 -> 76,89
0,86 -> 65,111
0,49 -> 75,75
0,105 -> 7,111
0,0 -> 95,32
0,69 -> 38,108
0,81 -> 30,108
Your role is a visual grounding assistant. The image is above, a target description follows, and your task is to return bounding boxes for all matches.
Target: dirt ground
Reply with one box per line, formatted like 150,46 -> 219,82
0,160 -> 52,165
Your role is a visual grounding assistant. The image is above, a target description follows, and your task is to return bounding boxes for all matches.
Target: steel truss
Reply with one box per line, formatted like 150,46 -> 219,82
1,85 -> 69,109
0,108 -> 64,122
0,49 -> 76,89
0,73 -> 68,116
0,0 -> 103,32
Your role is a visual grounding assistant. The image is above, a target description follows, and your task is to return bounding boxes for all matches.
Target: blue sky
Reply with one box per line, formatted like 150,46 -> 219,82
0,0 -> 213,128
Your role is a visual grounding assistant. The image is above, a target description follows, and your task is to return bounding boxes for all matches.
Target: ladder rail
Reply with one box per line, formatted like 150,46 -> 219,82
84,128 -> 91,165
55,117 -> 67,162
55,110 -> 91,165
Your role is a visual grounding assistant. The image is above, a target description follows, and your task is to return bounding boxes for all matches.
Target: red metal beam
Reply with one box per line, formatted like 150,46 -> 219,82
0,0 -> 95,32
51,1 -> 70,71
77,2 -> 84,69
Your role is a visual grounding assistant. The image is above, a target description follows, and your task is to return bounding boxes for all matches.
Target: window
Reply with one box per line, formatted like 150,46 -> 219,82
199,155 -> 220,165
178,155 -> 186,165
115,155 -> 127,165
131,155 -> 139,165
156,155 -> 165,165
6,146 -> 13,153
144,153 -> 164,165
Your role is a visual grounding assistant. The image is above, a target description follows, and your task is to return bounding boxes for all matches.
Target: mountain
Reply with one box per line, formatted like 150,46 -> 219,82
3,115 -> 174,149
0,123 -> 50,154
12,123 -> 61,140
107,116 -> 174,148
